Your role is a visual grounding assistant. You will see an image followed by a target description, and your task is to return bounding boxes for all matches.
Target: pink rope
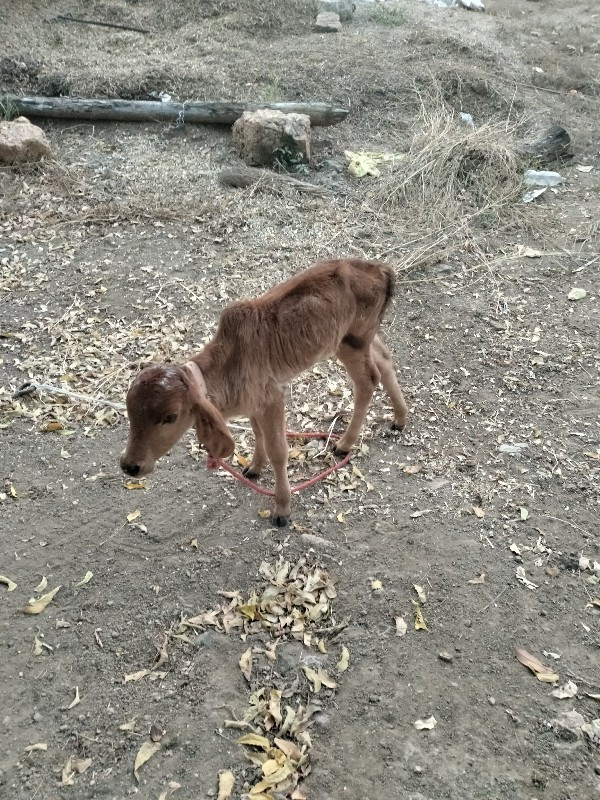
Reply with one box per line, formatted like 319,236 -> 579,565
206,431 -> 352,497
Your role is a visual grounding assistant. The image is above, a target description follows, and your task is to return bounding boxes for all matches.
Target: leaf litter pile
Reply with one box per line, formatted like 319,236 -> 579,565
168,555 -> 344,799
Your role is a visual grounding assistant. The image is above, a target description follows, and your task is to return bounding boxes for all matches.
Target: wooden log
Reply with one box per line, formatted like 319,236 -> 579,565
2,95 -> 349,127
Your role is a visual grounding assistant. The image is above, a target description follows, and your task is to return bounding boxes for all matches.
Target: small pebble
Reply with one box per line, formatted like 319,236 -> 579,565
369,694 -> 381,704
438,651 -> 454,662
32,711 -> 42,723
488,697 -> 496,705
413,765 -> 423,774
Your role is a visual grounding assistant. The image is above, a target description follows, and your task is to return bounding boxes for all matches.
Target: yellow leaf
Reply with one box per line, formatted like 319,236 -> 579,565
336,513 -> 345,523
25,743 -> 47,753
413,603 -> 429,631
235,453 -> 250,468
371,579 -> 383,591
127,510 -> 141,522
515,647 -> 559,683
0,575 -> 17,592
317,638 -> 327,654
34,576 -> 47,592
337,645 -> 350,673
239,647 -> 252,681
67,686 -> 81,709
217,770 -> 235,800
134,741 -> 161,782
237,733 -> 271,750
7,483 -> 17,498
33,637 -> 44,656
124,480 -> 146,490
74,571 -> 93,587
20,585 -> 61,614
258,509 -> 271,519
124,669 -> 150,683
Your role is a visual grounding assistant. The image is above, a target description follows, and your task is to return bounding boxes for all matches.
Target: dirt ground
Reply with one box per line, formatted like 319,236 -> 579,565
1,1 -> 599,798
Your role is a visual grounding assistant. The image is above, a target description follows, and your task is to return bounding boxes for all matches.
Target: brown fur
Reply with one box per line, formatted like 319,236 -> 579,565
120,258 -> 408,526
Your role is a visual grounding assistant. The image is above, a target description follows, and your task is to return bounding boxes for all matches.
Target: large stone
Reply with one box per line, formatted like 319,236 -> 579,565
232,109 -> 311,167
314,11 -> 342,32
316,0 -> 355,22
0,116 -> 51,164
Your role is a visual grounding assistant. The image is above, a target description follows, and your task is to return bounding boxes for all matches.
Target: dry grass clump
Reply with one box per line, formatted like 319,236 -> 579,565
371,98 -> 525,231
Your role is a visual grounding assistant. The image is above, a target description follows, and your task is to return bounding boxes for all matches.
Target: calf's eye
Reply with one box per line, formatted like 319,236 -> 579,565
161,414 -> 178,425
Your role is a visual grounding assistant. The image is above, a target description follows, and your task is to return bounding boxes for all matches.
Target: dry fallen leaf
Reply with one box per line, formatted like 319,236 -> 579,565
414,716 -> 437,730
20,585 -> 61,614
395,616 -> 408,637
519,506 -> 530,521
413,584 -> 427,603
134,741 -> 161,782
413,603 -> 429,631
124,669 -> 150,683
403,463 -> 423,475
567,287 -> 587,301
516,566 -> 538,590
237,733 -> 271,750
472,506 -> 485,519
124,480 -> 146,490
34,576 -> 48,592
587,693 -> 600,702
371,579 -> 383,591
74,570 -> 93,587
158,781 -> 181,800
509,543 -> 522,555
119,717 -> 138,731
217,770 -> 235,800
0,575 -> 17,592
25,743 -> 48,753
258,509 -> 271,519
302,665 -> 337,693
127,510 -> 141,523
62,756 -> 92,785
239,647 -> 253,682
515,647 -> 559,683
551,680 -> 578,699
67,686 -> 81,710
468,573 -> 486,585
336,645 -> 350,673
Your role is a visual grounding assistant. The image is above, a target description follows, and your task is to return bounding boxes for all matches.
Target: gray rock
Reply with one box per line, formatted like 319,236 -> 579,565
0,116 -> 51,164
232,109 -> 311,167
316,0 -> 355,22
314,12 -> 342,32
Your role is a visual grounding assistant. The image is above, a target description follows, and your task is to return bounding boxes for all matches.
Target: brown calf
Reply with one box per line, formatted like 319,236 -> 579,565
120,258 -> 408,526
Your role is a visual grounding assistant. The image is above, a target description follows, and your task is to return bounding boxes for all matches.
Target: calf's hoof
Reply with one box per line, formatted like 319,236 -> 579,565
390,422 -> 406,432
272,514 -> 289,528
333,446 -> 350,458
242,467 -> 261,480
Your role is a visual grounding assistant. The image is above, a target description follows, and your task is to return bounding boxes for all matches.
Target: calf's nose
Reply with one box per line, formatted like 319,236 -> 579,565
120,458 -> 140,477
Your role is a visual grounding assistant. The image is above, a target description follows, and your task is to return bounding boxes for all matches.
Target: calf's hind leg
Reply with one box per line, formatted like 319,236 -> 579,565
371,335 -> 408,430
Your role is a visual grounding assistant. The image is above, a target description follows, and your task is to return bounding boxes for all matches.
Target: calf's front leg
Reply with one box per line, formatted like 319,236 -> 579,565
257,396 -> 291,527
243,415 -> 268,479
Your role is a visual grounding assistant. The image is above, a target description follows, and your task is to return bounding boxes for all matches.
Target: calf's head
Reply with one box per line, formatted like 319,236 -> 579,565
120,363 -> 235,478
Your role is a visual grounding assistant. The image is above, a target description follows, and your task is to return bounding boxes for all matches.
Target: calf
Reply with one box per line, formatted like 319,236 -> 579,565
120,258 -> 408,526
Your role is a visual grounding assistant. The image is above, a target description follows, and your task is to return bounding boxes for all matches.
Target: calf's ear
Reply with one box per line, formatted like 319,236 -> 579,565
193,399 -> 235,459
